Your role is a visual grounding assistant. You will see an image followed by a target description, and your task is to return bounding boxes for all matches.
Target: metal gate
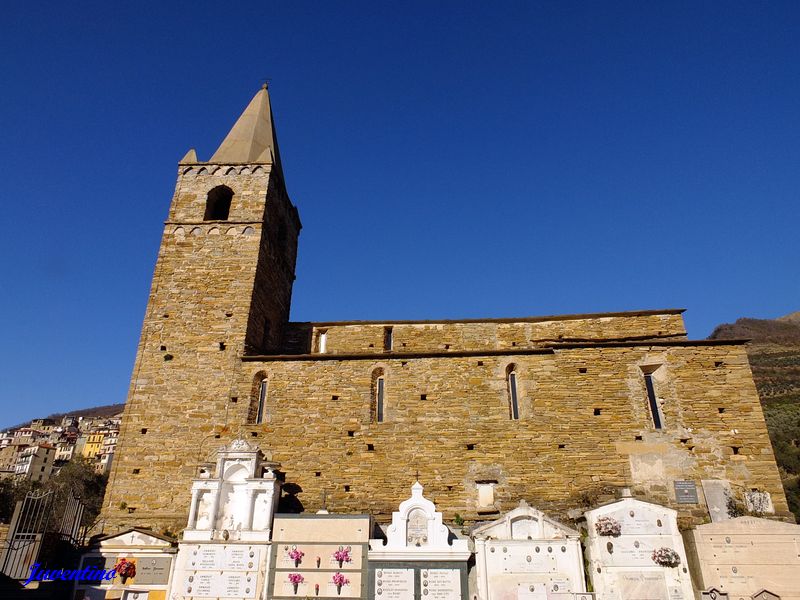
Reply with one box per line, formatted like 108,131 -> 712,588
0,489 -> 87,580
0,490 -> 53,579
58,491 -> 86,546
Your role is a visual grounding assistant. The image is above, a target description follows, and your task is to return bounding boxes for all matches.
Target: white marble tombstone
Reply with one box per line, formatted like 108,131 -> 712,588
472,501 -> 587,600
369,481 -> 469,560
584,495 -> 694,600
169,439 -> 281,600
683,516 -> 800,600
183,438 -> 281,542
369,482 -> 470,600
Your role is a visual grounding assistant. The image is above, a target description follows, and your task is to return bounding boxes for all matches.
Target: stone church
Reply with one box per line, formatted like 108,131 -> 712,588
100,85 -> 790,538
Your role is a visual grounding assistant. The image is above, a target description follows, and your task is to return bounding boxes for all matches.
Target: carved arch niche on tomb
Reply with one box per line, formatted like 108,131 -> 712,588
169,441 -> 281,600
472,500 -> 588,600
373,481 -> 465,553
183,438 -> 281,543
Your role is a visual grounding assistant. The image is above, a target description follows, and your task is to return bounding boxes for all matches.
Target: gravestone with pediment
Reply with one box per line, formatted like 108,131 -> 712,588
472,500 -> 587,600
74,528 -> 177,600
169,439 -> 281,600
369,482 -> 470,600
584,495 -> 694,600
683,516 -> 800,600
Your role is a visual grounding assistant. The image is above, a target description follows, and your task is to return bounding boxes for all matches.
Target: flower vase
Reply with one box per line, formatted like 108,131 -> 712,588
336,584 -> 342,595
293,583 -> 298,594
121,575 -> 128,584
294,559 -> 300,568
316,557 -> 321,568
315,584 -> 320,596
338,560 -> 343,568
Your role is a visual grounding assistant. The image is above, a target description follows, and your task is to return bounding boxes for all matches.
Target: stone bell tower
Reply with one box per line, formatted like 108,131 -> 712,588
101,85 -> 301,532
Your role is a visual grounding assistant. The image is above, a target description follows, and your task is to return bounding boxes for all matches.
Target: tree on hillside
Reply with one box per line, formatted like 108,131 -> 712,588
46,457 -> 107,529
0,458 -> 107,530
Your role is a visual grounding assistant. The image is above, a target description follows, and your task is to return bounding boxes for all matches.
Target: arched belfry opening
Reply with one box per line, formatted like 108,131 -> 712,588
204,185 -> 233,220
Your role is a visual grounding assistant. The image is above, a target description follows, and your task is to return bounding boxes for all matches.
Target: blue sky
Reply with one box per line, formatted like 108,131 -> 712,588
1,1 -> 798,427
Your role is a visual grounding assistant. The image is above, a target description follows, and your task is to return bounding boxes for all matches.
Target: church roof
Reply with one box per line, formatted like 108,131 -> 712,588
209,84 -> 284,175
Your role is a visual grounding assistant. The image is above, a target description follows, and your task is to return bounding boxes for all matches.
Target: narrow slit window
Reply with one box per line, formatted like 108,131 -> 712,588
376,376 -> 385,423
384,326 -> 393,351
643,371 -> 663,429
318,330 -> 327,353
256,378 -> 268,424
507,366 -> 520,420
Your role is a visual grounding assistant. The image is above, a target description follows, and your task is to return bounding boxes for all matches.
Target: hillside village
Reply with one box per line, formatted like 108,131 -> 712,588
0,413 -> 121,484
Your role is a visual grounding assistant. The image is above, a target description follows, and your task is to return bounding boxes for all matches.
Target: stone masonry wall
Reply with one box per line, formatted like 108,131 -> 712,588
101,162 -> 298,530
103,332 -> 790,534
281,312 -> 687,356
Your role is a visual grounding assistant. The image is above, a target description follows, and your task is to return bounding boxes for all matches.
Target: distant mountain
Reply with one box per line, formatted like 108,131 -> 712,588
5,403 -> 125,432
777,311 -> 800,324
710,316 -> 800,347
709,312 -> 800,518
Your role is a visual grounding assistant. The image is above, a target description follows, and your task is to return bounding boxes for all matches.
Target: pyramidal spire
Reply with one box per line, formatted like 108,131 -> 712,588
210,84 -> 284,174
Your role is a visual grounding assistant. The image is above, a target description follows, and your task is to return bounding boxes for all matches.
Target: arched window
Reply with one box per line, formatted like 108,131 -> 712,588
506,364 -> 520,420
203,185 -> 233,221
317,329 -> 328,353
256,378 -> 268,424
248,371 -> 269,424
371,368 -> 386,423
641,365 -> 665,429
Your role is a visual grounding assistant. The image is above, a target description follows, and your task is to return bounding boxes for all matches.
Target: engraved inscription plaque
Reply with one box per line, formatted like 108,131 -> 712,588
374,568 -> 414,599
618,571 -> 668,600
674,481 -> 698,504
407,508 -> 428,547
136,557 -> 172,584
421,569 -> 460,600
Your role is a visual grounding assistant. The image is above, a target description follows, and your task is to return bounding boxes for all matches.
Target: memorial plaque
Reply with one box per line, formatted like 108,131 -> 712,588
421,569 -> 460,600
701,480 -> 731,523
673,481 -> 698,504
616,510 -> 661,535
135,557 -> 172,584
618,571 -> 668,600
194,546 -> 221,569
226,546 -> 259,570
516,583 -> 548,600
189,572 -> 215,596
221,572 -> 254,597
502,546 -> 552,573
407,508 -> 429,546
374,568 -> 414,599
667,586 -> 685,599
184,571 -> 258,598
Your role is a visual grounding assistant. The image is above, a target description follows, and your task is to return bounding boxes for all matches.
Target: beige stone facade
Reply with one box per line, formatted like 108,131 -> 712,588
100,87 -> 790,535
